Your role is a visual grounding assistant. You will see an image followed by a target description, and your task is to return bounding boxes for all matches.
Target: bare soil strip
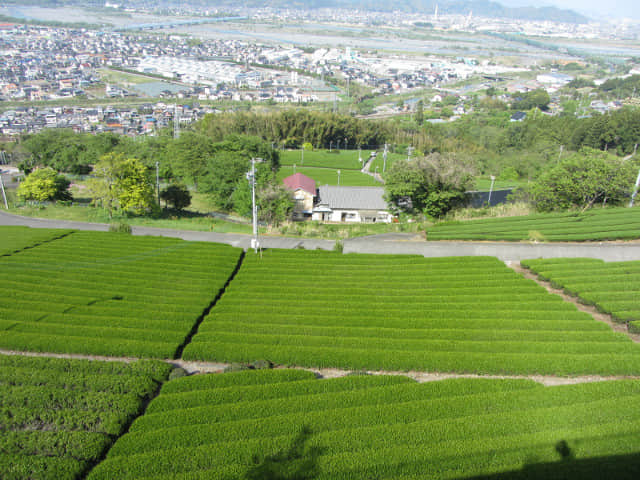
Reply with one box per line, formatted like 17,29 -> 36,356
2,349 -> 639,386
508,261 -> 640,343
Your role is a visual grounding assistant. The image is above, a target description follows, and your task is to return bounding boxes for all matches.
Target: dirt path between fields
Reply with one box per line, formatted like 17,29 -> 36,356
3,349 -> 636,387
507,261 -> 640,344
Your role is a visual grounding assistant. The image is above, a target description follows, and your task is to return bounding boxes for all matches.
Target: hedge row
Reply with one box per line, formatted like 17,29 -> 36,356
0,229 -> 242,358
183,251 -> 640,375
88,370 -> 640,480
0,354 -> 172,480
523,258 -> 640,326
0,226 -> 73,256
427,207 -> 640,242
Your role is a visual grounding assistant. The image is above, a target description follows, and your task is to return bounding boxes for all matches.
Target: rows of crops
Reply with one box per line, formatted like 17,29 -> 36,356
89,369 -> 640,480
0,353 -> 172,480
182,250 -> 640,375
522,258 -> 640,332
0,226 -> 73,256
0,231 -> 242,358
427,207 -> 640,241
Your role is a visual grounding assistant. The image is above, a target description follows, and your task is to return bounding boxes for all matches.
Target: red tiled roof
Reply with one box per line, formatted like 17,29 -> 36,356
283,173 -> 316,195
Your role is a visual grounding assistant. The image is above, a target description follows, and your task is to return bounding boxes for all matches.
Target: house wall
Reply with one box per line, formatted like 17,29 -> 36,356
313,209 -> 392,223
292,189 -> 314,220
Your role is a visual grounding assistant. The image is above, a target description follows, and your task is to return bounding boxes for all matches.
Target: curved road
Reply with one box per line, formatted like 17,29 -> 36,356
2,209 -> 640,261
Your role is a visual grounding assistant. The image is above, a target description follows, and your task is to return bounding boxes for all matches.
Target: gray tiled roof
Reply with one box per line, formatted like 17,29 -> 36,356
317,185 -> 388,210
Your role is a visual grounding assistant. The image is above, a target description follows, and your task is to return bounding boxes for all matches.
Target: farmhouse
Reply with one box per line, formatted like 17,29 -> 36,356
312,185 -> 392,223
283,172 -> 316,220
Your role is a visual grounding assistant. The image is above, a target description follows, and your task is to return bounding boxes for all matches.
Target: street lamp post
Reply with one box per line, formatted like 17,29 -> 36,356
247,157 -> 263,252
337,169 -> 341,186
488,175 -> 496,206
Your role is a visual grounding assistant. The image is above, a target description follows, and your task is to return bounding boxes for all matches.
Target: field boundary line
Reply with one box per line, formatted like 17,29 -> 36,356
508,261 -> 640,344
3,350 -> 639,386
173,250 -> 246,359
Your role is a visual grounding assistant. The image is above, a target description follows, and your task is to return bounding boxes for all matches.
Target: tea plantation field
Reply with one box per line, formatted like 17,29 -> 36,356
0,226 -> 73,256
0,354 -> 172,480
0,228 -> 242,358
522,258 -> 640,333
183,249 -> 640,375
88,369 -> 640,480
427,207 -> 640,242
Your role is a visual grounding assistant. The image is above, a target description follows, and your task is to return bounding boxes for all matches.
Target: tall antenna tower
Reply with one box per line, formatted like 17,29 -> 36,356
173,104 -> 180,139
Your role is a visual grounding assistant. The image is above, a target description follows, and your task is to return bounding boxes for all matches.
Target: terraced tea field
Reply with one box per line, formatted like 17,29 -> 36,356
89,369 -> 640,480
0,354 -> 171,480
427,207 -> 640,241
0,229 -> 242,358
183,250 -> 640,375
4,226 -> 640,479
522,258 -> 640,332
0,226 -> 72,256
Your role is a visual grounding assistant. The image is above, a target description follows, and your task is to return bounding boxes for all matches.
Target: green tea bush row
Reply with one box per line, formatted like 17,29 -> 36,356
184,251 -> 640,375
88,371 -> 640,480
0,354 -> 171,480
0,226 -> 73,256
427,207 -> 640,242
148,375 -> 415,413
0,229 -> 242,358
524,258 -> 640,327
185,341 -> 640,375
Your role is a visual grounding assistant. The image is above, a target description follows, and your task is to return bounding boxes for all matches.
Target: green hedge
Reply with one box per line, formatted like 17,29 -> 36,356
88,370 -> 640,480
0,354 -> 171,480
0,229 -> 242,358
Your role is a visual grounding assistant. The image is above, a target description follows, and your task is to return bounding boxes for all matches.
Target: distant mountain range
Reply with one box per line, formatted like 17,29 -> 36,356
9,0 -> 592,24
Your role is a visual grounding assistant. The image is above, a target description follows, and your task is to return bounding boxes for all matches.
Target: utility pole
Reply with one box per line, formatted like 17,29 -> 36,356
155,162 -> 160,206
630,168 -> 640,208
0,171 -> 8,209
383,143 -> 388,173
247,157 -> 263,252
173,104 -> 180,139
488,175 -> 496,206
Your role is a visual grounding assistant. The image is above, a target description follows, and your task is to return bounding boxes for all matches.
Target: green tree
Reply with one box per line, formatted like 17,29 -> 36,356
257,184 -> 294,226
529,148 -> 636,212
160,183 -> 192,211
16,167 -> 71,203
87,153 -> 155,217
512,89 -> 551,111
384,153 -> 475,218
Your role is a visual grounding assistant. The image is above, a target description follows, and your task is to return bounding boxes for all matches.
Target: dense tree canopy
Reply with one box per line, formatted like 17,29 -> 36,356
529,148 -> 637,212
16,167 -> 71,203
384,153 -> 476,218
86,153 -> 156,217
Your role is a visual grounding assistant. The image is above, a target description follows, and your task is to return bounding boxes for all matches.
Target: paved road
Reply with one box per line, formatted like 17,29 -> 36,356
3,209 -> 640,261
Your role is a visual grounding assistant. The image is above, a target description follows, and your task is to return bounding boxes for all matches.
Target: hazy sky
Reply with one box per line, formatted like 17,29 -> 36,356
500,0 -> 639,20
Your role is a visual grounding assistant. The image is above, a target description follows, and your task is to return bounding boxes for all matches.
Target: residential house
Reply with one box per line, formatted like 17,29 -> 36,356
283,173 -> 316,221
312,185 -> 392,223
